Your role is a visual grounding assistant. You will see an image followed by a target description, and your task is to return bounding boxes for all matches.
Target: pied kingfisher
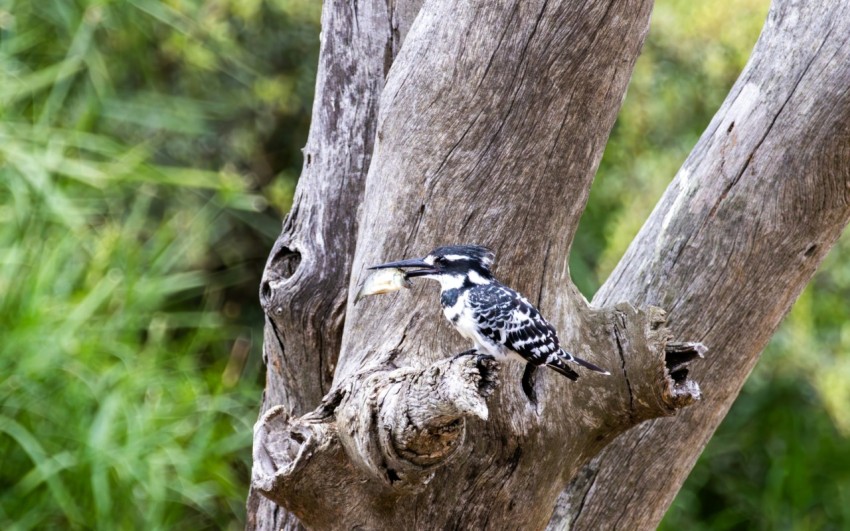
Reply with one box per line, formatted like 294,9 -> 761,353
370,244 -> 609,402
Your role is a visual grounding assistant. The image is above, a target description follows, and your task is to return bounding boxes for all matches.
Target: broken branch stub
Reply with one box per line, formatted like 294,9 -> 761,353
334,352 -> 500,485
611,304 -> 704,420
251,353 -> 501,507
251,300 -> 703,529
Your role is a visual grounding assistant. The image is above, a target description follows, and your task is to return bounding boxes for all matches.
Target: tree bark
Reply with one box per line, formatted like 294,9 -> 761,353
248,0 -> 850,529
556,2 -> 850,528
247,0 -> 423,528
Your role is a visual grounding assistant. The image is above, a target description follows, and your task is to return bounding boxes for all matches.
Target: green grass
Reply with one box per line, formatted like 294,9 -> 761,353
0,0 -> 318,528
0,139 -> 264,529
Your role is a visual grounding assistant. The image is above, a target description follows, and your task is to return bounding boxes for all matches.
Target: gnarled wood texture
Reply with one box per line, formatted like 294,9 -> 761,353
251,0 -> 695,528
557,1 -> 850,528
247,0 -> 423,528
249,0 -> 850,529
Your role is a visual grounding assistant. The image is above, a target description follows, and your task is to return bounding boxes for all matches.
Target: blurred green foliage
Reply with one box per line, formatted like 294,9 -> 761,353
1,0 -> 318,528
1,0 -> 848,529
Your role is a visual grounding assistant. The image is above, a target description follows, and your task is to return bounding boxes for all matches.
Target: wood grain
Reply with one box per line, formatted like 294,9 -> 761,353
557,2 -> 850,528
251,1 -> 680,528
247,1 -> 420,528
249,0 -> 850,529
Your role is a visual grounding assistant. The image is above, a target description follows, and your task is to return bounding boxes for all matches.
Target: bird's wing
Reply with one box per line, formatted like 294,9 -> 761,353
466,283 -> 560,364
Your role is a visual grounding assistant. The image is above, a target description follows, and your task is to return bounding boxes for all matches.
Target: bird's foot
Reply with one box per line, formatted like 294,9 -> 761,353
450,350 -> 499,397
473,354 -> 499,397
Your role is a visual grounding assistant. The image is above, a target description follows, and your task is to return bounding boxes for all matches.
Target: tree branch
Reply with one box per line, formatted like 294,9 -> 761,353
558,1 -> 850,528
251,0 -> 721,528
248,1 -> 424,528
252,304 -> 701,528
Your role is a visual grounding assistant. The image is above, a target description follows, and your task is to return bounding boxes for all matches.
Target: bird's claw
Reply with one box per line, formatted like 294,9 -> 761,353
452,349 -> 479,361
473,354 -> 499,397
448,350 -> 500,397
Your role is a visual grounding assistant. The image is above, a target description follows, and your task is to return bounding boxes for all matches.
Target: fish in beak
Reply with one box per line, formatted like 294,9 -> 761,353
355,268 -> 412,302
356,256 -> 435,303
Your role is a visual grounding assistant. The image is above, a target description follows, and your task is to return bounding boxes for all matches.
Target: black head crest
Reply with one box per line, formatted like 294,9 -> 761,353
429,244 -> 495,270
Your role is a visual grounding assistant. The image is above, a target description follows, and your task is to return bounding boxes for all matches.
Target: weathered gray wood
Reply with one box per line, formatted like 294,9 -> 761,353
252,306 -> 699,528
252,352 -> 501,528
555,1 -> 850,529
249,0 -> 703,528
250,0 -> 850,529
247,1 -> 423,529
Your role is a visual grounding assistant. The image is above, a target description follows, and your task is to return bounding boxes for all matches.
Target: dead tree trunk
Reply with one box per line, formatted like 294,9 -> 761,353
556,2 -> 850,528
248,0 -> 850,529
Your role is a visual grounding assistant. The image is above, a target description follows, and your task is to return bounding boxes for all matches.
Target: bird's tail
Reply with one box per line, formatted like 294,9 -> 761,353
544,354 -> 579,381
545,349 -> 611,379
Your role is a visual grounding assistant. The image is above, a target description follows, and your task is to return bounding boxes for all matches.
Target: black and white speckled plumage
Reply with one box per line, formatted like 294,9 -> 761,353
463,282 -> 577,373
371,245 -> 609,402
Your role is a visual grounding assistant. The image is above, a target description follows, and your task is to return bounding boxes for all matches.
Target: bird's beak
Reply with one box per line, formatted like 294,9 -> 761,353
368,257 -> 437,277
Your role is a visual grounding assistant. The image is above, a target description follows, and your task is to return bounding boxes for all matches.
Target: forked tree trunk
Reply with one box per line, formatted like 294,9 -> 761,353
247,1 -> 850,529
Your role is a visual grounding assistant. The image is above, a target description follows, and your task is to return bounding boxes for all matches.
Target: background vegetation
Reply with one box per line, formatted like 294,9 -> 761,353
1,0 -> 847,529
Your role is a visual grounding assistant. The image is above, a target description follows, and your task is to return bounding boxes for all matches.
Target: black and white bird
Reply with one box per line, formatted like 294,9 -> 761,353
370,244 -> 609,403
